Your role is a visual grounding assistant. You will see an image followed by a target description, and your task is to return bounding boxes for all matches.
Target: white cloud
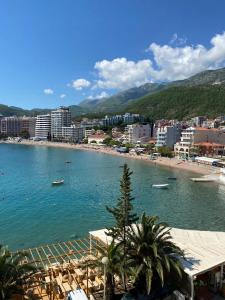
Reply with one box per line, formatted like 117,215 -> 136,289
69,78 -> 91,90
147,31 -> 225,81
87,91 -> 109,100
60,94 -> 66,99
44,88 -> 54,95
92,32 -> 225,88
94,58 -> 152,90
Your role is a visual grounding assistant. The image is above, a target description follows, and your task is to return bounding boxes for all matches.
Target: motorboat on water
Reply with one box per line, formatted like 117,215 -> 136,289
65,161 -> 72,164
52,179 -> 64,185
152,184 -> 169,189
167,177 -> 177,180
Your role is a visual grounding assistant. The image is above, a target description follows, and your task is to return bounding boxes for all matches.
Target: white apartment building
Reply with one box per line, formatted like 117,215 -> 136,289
62,126 -> 84,143
156,124 -> 181,148
125,123 -> 151,144
51,107 -> 71,139
175,127 -> 225,158
84,129 -> 95,138
35,114 -> 51,139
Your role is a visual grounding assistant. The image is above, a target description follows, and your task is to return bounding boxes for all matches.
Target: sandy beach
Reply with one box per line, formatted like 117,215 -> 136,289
1,139 -> 217,176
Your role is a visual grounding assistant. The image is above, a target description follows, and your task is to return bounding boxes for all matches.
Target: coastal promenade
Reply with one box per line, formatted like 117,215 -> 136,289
1,140 -> 216,175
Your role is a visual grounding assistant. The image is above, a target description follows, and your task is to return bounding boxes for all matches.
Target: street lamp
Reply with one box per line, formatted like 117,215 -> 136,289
102,257 -> 109,300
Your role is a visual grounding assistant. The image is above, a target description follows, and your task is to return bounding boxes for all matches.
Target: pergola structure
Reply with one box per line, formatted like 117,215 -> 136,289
15,237 -> 104,269
13,238 -> 107,300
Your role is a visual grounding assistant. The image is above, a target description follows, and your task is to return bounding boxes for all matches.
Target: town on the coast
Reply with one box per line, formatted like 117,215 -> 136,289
1,109 -> 225,300
2,1 -> 225,300
1,108 -> 225,170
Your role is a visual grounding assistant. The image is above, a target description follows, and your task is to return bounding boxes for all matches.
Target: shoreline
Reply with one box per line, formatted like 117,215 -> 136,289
1,140 -> 216,175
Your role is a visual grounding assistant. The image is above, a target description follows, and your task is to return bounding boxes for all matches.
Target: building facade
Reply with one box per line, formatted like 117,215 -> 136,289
51,107 -> 71,139
20,117 -> 36,137
175,127 -> 225,158
0,117 -> 21,136
35,114 -> 51,139
102,113 -> 144,127
62,126 -> 84,143
156,124 -> 181,148
125,123 -> 151,144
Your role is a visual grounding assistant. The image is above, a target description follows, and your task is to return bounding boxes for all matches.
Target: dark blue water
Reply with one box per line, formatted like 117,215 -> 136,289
1,144 -> 225,250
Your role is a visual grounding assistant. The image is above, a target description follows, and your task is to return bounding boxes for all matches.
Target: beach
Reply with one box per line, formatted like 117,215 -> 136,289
1,140 -> 215,175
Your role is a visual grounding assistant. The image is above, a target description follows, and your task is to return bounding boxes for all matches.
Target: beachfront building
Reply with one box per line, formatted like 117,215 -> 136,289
0,116 -> 36,137
156,124 -> 181,148
20,116 -> 36,137
174,127 -> 225,159
125,123 -> 151,144
1,116 -> 21,136
35,114 -> 51,139
84,128 -> 95,138
51,107 -> 71,140
88,134 -> 108,144
62,125 -> 84,143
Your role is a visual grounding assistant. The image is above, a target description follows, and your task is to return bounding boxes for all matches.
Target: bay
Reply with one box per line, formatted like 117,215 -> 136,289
0,143 -> 225,250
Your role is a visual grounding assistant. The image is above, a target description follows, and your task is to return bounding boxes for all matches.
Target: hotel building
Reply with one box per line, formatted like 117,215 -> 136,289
51,107 -> 71,139
125,123 -> 151,144
174,127 -> 225,158
156,124 -> 181,148
35,114 -> 51,139
62,125 -> 84,143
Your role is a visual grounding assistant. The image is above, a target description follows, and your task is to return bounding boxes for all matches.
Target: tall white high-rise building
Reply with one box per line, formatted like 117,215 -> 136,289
51,107 -> 71,139
35,114 -> 51,139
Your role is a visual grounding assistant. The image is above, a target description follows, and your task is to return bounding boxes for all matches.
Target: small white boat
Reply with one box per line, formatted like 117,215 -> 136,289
152,184 -> 169,189
190,178 -> 215,182
52,179 -> 64,185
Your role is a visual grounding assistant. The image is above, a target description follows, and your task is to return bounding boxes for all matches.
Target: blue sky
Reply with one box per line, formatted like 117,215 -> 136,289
1,0 -> 225,109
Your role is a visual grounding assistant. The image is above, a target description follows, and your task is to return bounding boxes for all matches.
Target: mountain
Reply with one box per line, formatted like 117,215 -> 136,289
2,67 -> 225,120
79,83 -> 166,113
125,84 -> 225,120
79,67 -> 225,114
170,68 -> 225,87
0,104 -> 52,117
0,104 -> 88,118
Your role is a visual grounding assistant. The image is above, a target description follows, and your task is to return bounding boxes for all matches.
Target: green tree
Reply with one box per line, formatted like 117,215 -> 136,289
19,130 -> 30,139
106,164 -> 138,290
127,213 -> 185,295
0,245 -> 36,299
103,137 -> 112,146
157,146 -> 174,158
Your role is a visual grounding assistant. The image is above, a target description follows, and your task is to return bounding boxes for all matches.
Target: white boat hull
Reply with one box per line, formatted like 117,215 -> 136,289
152,184 -> 169,189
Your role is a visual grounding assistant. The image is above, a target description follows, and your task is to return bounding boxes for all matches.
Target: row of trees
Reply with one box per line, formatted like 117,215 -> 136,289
90,164 -> 185,300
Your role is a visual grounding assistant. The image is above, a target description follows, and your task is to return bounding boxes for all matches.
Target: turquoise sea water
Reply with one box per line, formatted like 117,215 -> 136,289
1,143 -> 225,250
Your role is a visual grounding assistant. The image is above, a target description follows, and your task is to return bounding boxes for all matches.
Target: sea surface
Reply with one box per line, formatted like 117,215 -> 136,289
1,143 -> 225,250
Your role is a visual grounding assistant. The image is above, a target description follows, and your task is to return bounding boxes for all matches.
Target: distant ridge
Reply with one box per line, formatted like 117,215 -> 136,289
1,67 -> 225,119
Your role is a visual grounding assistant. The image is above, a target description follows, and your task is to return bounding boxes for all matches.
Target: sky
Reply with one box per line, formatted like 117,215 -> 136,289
1,0 -> 225,109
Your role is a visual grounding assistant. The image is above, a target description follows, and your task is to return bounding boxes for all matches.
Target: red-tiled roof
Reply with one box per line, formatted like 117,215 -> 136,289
193,142 -> 225,147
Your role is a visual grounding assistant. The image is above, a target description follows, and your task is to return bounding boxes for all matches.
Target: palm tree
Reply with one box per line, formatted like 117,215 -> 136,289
0,245 -> 36,300
82,241 -> 122,300
126,213 -> 185,296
